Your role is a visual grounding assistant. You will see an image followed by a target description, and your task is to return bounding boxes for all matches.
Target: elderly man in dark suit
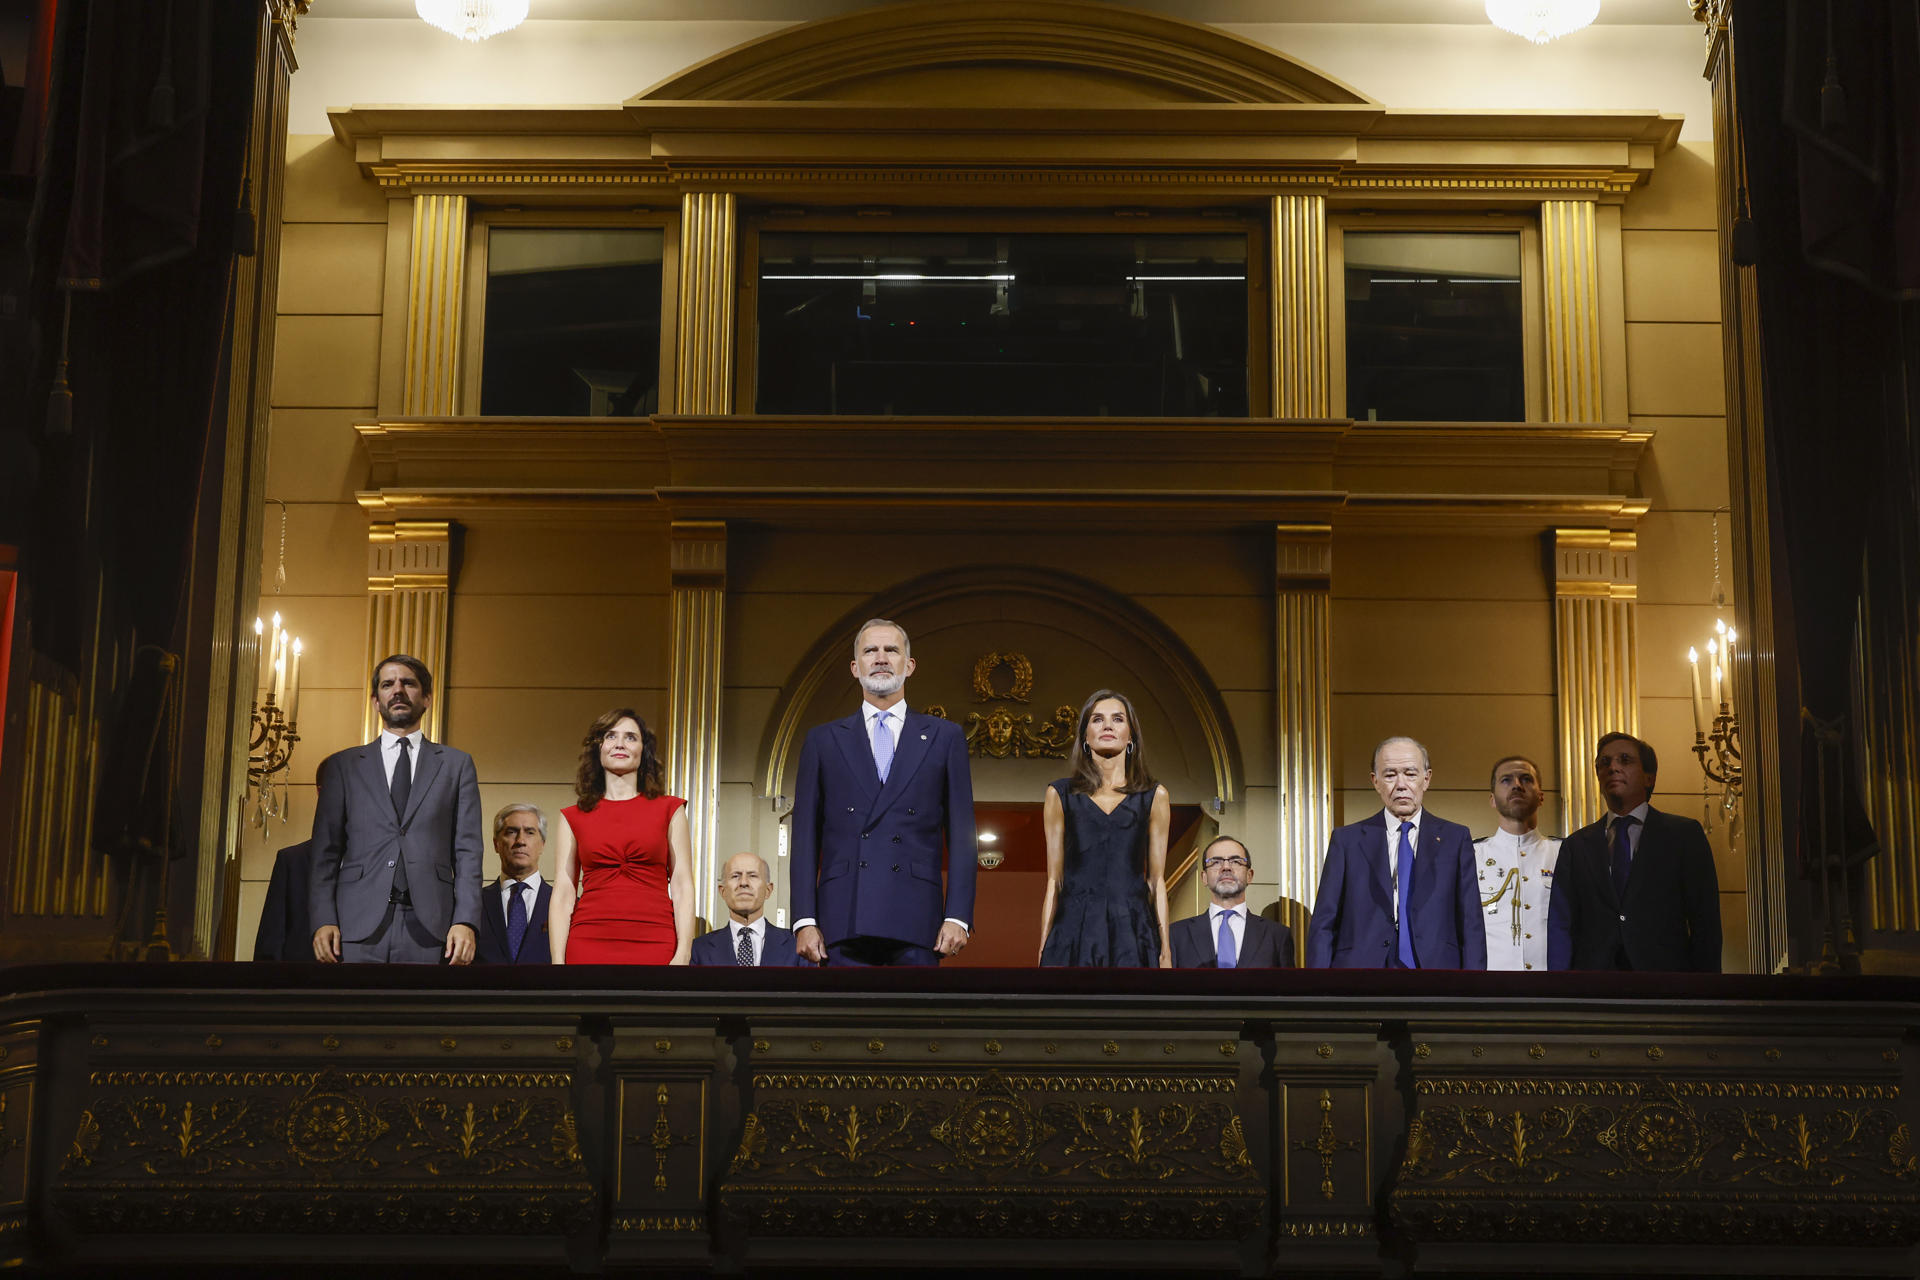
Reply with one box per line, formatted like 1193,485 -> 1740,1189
790,618 -> 977,967
1170,836 -> 1293,968
1549,732 -> 1721,972
476,802 -> 553,964
1306,736 -> 1486,970
692,852 -> 802,967
310,654 -> 483,964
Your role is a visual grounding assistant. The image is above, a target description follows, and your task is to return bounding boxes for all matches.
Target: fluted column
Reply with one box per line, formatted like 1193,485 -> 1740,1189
675,192 -> 737,415
1270,194 -> 1330,418
1552,529 -> 1640,832
402,193 -> 468,415
668,521 -> 726,926
1275,524 -> 1333,915
1540,199 -> 1603,422
363,521 -> 454,743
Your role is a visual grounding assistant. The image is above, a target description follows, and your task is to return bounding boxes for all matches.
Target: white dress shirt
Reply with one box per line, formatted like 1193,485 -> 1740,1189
379,728 -> 424,785
1208,903 -> 1247,960
498,870 -> 543,918
1384,808 -> 1423,922
729,916 -> 768,965
1475,827 -> 1560,971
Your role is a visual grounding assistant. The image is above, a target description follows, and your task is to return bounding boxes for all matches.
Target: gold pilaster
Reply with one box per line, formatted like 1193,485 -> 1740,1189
1275,524 -> 1332,912
1270,194 -> 1329,418
1540,199 -> 1603,422
7,660 -> 103,921
402,194 -> 469,415
364,521 -> 455,743
668,521 -> 726,927
1705,9 -> 1790,972
1552,529 -> 1639,832
674,192 -> 736,415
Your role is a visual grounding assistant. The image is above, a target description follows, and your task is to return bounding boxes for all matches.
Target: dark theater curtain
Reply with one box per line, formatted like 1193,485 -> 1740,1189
1733,2 -> 1920,890
2,0 -> 259,948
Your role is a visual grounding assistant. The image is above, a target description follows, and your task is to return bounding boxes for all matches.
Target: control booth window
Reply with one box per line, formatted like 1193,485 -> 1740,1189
755,232 -> 1250,416
479,227 -> 665,417
1343,231 -> 1524,422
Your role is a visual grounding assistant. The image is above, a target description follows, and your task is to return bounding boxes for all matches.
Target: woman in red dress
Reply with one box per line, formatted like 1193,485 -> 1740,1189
550,708 -> 694,964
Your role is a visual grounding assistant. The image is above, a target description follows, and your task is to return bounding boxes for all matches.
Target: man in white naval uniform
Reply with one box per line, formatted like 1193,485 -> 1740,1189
1473,755 -> 1561,971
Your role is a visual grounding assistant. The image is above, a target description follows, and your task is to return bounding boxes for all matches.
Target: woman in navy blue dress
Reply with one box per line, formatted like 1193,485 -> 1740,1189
1038,689 -> 1172,968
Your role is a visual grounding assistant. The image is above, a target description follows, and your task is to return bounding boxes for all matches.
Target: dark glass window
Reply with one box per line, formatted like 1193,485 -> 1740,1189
756,232 -> 1248,416
1344,232 -> 1523,422
480,228 -> 664,416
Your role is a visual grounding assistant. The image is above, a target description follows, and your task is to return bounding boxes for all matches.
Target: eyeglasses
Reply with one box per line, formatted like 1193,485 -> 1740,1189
1203,856 -> 1251,870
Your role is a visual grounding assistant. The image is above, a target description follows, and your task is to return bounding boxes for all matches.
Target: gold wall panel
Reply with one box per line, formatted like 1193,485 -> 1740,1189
401,193 -> 468,416
1541,199 -> 1603,423
667,521 -> 726,926
675,192 -> 735,416
363,521 -> 455,743
1271,194 -> 1329,418
1552,529 -> 1639,833
1275,524 -> 1333,912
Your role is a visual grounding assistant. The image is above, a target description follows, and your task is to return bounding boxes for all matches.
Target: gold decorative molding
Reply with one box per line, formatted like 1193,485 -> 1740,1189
925,704 -> 1078,760
970,652 -> 1034,704
1541,199 -> 1603,423
634,0 -> 1371,106
674,193 -> 735,416
402,194 -> 468,416
364,521 -> 455,743
667,522 -> 726,927
1275,524 -> 1332,914
1271,194 -> 1330,418
1552,528 -> 1639,833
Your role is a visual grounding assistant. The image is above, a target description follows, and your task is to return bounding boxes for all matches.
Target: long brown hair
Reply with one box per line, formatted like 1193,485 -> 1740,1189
1068,689 -> 1156,795
574,707 -> 665,811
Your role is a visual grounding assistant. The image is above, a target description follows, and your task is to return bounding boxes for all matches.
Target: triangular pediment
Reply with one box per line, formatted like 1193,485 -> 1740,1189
633,0 -> 1373,107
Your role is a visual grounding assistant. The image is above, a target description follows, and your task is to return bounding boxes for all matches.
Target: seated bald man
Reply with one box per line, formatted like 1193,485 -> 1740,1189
690,852 -> 802,967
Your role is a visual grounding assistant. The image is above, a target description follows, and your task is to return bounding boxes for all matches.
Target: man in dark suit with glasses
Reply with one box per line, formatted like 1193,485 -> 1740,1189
1170,836 -> 1294,968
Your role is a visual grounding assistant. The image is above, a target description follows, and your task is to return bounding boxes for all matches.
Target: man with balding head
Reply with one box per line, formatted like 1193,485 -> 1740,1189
1305,736 -> 1486,970
691,852 -> 803,967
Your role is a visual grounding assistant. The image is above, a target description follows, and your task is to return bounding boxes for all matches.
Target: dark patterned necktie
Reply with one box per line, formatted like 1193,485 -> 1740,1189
390,737 -> 412,895
735,926 -> 755,966
507,881 -> 528,957
1610,815 -> 1638,901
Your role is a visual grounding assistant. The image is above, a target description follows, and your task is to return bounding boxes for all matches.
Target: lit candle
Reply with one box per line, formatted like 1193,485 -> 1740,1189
268,613 -> 283,703
1725,626 -> 1738,709
286,638 -> 303,728
253,617 -> 266,695
1712,663 -> 1723,710
1688,646 -> 1703,736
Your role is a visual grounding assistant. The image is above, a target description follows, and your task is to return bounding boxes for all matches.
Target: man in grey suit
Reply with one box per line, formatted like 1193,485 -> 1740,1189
310,654 -> 482,964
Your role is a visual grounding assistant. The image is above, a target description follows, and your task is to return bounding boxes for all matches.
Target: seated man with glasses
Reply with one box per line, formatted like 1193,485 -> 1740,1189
1170,836 -> 1294,968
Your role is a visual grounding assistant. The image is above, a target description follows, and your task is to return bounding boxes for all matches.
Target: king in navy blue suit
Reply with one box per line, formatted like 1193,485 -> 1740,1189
790,619 -> 977,967
691,852 -> 803,966
1306,737 -> 1487,970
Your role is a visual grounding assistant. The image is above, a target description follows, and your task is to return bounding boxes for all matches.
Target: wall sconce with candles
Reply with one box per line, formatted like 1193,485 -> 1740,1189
1687,510 -> 1742,818
245,611 -> 303,830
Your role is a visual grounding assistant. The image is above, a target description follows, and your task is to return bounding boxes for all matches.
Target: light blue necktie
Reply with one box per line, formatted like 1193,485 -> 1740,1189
1396,820 -> 1418,969
1216,910 -> 1238,969
871,710 -> 894,784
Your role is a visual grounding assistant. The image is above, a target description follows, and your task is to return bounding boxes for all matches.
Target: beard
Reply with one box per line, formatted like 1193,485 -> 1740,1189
380,698 -> 419,729
1494,795 -> 1540,824
860,670 -> 904,698
1208,879 -> 1245,901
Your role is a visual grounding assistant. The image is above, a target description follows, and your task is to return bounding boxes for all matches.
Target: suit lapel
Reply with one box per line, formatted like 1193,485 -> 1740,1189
1365,811 -> 1394,913
869,712 -> 934,817
485,882 -> 510,955
832,713 -> 882,801
356,741 -> 395,827
1414,817 -> 1443,908
1621,808 -> 1657,903
403,740 -> 445,826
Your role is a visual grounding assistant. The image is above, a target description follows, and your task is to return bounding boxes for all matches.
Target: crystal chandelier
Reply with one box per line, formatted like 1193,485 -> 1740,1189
1485,0 -> 1601,45
415,0 -> 530,43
